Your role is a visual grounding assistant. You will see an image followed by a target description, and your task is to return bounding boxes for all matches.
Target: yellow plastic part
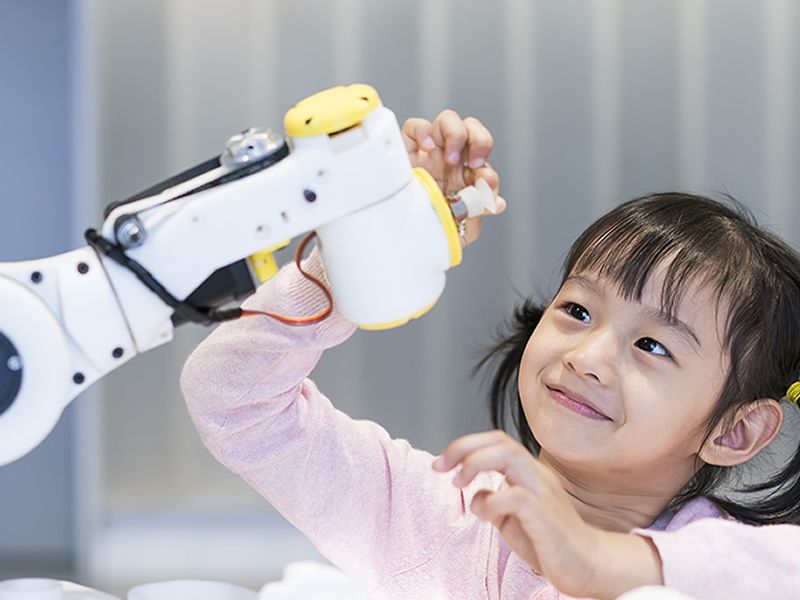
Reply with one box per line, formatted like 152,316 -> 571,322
248,239 -> 291,283
358,300 -> 437,331
284,83 -> 381,138
413,167 -> 462,268
787,381 -> 800,404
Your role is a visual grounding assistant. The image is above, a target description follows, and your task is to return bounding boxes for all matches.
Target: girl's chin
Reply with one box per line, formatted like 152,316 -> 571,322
536,441 -> 609,474
531,416 -> 613,463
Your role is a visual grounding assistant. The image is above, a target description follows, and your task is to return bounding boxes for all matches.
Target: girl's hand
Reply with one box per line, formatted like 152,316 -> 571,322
402,111 -> 506,246
432,430 -> 663,599
432,430 -> 600,595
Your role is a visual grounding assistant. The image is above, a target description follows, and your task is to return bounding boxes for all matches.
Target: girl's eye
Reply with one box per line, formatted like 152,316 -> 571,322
635,337 -> 672,358
561,302 -> 591,324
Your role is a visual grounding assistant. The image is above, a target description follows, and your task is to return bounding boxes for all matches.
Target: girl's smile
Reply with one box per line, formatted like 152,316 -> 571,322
545,383 -> 613,421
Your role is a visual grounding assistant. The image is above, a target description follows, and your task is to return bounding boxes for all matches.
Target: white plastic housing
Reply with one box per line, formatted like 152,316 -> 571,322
0,247 -> 134,465
98,103 -> 434,351
317,174 -> 451,325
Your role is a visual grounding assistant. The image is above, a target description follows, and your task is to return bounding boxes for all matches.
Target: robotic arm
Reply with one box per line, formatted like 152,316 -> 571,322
0,84 -> 495,466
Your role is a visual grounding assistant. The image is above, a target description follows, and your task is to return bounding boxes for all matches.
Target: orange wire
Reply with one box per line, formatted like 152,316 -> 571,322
240,231 -> 334,325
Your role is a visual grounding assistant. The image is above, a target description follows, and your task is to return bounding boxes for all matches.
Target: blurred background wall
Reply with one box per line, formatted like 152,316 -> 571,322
0,0 -> 75,580
0,0 -> 798,593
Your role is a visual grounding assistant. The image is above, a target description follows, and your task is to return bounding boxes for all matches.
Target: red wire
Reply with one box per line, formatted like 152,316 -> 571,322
239,231 -> 334,325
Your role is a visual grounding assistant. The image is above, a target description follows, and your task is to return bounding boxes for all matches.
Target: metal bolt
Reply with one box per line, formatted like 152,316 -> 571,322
6,355 -> 21,372
220,128 -> 285,170
115,215 -> 146,249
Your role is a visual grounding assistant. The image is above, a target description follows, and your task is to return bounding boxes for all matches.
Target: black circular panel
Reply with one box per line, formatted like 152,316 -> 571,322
0,331 -> 22,416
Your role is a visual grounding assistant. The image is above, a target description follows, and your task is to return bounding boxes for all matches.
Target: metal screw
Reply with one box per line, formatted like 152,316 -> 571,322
220,128 -> 285,170
6,356 -> 21,372
303,189 -> 317,202
112,347 -> 124,359
30,271 -> 42,284
73,372 -> 85,384
115,215 -> 146,249
77,262 -> 89,274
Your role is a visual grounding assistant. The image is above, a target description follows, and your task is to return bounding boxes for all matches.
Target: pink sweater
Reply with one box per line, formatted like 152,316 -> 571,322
180,252 -> 800,599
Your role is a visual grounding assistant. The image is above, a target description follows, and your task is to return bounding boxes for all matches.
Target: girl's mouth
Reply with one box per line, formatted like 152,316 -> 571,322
546,385 -> 612,421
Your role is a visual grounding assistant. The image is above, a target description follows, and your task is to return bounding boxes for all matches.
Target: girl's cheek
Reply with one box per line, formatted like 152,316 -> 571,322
530,320 -> 568,360
518,337 -> 546,397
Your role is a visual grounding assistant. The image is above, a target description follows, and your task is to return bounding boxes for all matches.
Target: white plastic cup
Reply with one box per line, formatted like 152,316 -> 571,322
259,562 -> 368,600
127,580 -> 257,600
616,586 -> 699,600
0,579 -> 62,600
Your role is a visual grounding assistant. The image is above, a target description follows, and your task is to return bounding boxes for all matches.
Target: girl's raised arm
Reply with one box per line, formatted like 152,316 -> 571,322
181,113 -> 510,596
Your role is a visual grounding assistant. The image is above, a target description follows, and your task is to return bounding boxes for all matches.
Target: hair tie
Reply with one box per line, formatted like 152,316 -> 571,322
787,382 -> 800,404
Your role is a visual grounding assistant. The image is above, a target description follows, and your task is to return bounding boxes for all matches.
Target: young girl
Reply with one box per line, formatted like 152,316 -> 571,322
181,112 -> 800,599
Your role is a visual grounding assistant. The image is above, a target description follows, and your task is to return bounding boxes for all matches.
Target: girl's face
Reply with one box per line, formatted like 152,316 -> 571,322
518,266 -> 729,480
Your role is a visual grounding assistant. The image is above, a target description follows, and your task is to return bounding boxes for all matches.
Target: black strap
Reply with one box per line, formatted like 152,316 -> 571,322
85,228 -> 242,325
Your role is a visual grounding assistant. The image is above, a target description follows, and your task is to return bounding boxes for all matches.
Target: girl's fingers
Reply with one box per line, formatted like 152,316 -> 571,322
405,113 -> 493,167
471,488 -> 544,575
463,117 -> 493,169
431,110 -> 468,165
433,430 -> 509,472
451,443 -> 516,488
401,117 -> 435,152
460,217 -> 483,247
495,195 -> 508,214
470,165 -> 500,192
471,486 -> 535,525
404,113 -> 501,218
451,442 -> 541,491
471,488 -> 494,516
434,430 -> 542,489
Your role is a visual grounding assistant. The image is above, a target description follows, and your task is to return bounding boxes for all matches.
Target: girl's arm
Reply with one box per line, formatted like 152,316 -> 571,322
180,250 -> 498,596
182,110 -> 507,594
633,518 -> 800,599
180,248 -> 354,452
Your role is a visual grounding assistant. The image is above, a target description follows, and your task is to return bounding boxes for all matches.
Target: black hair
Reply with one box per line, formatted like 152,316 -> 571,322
476,192 -> 800,525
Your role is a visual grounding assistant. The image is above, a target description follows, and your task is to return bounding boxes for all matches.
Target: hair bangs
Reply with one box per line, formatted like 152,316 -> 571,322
562,197 -> 755,332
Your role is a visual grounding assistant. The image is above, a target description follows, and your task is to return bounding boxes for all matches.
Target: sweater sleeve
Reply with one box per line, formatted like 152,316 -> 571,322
633,518 -> 800,599
180,250 -> 495,596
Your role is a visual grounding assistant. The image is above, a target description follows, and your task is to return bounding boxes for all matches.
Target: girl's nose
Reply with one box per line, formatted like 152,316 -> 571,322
561,329 -> 616,385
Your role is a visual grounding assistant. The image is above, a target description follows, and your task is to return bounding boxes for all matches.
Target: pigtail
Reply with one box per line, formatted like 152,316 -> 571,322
472,299 -> 545,454
721,413 -> 800,525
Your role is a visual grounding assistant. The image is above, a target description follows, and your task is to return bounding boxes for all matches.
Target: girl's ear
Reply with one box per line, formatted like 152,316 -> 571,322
698,399 -> 784,467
